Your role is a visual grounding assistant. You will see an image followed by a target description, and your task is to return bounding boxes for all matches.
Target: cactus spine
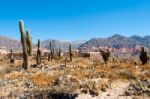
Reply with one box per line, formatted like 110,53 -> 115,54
19,20 -> 29,70
36,39 -> 41,66
69,44 -> 72,62
26,30 -> 33,56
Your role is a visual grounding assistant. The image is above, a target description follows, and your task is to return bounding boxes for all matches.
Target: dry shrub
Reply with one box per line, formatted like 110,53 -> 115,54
96,65 -> 111,75
0,73 -> 4,79
32,72 -> 59,87
144,72 -> 150,79
142,64 -> 150,70
104,63 -> 141,80
4,71 -> 23,80
32,74 -> 52,86
70,58 -> 92,67
140,65 -> 150,79
118,69 -> 137,80
72,68 -> 84,80
52,75 -> 80,93
13,60 -> 22,66
121,63 -> 132,69
80,78 -> 110,95
47,60 -> 60,67
124,79 -> 150,96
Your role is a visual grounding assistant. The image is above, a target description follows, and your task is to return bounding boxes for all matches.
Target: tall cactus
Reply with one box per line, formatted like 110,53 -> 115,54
36,39 -> 41,66
140,47 -> 148,65
10,49 -> 14,63
64,57 -> 67,67
69,44 -> 72,62
48,41 -> 52,61
52,48 -> 55,59
49,41 -> 52,51
58,47 -> 62,58
26,29 -> 33,56
19,20 -> 29,70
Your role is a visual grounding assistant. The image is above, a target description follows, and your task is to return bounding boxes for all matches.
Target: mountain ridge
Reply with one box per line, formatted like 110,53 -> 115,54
79,34 -> 150,50
0,34 -> 149,52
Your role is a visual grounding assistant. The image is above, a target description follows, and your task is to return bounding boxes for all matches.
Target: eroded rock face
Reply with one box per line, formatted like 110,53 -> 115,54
124,79 -> 150,96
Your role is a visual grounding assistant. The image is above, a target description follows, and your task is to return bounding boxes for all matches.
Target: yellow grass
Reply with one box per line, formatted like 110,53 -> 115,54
32,74 -> 53,86
32,72 -> 60,87
5,71 -> 23,80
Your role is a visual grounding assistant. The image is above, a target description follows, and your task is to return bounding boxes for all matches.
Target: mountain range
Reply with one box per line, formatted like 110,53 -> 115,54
79,34 -> 150,49
41,39 -> 86,52
0,34 -> 149,52
0,36 -> 22,51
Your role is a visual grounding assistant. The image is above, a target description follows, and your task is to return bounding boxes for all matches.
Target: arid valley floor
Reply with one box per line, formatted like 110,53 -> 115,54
0,55 -> 150,99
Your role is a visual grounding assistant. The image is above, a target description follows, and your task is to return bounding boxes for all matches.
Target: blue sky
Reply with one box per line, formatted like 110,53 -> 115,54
0,0 -> 150,43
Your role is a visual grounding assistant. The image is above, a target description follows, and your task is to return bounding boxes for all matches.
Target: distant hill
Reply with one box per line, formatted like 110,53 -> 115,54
0,36 -> 21,51
0,36 -> 86,52
79,34 -> 150,49
0,34 -> 150,53
41,39 -> 86,52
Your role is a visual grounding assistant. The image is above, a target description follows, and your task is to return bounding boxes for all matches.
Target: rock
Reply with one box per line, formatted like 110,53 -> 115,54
47,92 -> 78,99
24,81 -> 34,88
89,89 -> 99,97
52,75 -> 79,92
81,89 -> 88,94
124,79 -> 150,96
18,92 -> 32,99
101,86 -> 107,92
34,93 -> 44,99
19,94 -> 27,99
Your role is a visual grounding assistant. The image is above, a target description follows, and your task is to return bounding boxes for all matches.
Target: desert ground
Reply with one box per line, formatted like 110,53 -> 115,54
0,54 -> 150,99
0,0 -> 150,98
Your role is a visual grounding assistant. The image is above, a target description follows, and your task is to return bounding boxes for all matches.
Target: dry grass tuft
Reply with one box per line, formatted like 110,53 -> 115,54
72,68 -> 84,80
4,71 -> 23,80
32,72 -> 59,87
32,74 -> 52,87
142,64 -> 150,70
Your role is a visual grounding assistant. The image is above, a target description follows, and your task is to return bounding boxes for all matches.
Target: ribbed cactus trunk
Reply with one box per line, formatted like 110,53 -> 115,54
10,49 -> 14,63
49,41 -> 52,51
48,41 -> 52,61
19,20 -> 29,70
26,30 -> 33,56
48,53 -> 50,61
48,52 -> 52,61
58,47 -> 61,58
69,44 -> 72,62
52,48 -> 55,59
64,57 -> 67,67
36,39 -> 41,66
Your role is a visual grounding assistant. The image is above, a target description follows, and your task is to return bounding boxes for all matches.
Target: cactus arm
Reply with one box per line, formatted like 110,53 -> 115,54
26,29 -> 33,56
